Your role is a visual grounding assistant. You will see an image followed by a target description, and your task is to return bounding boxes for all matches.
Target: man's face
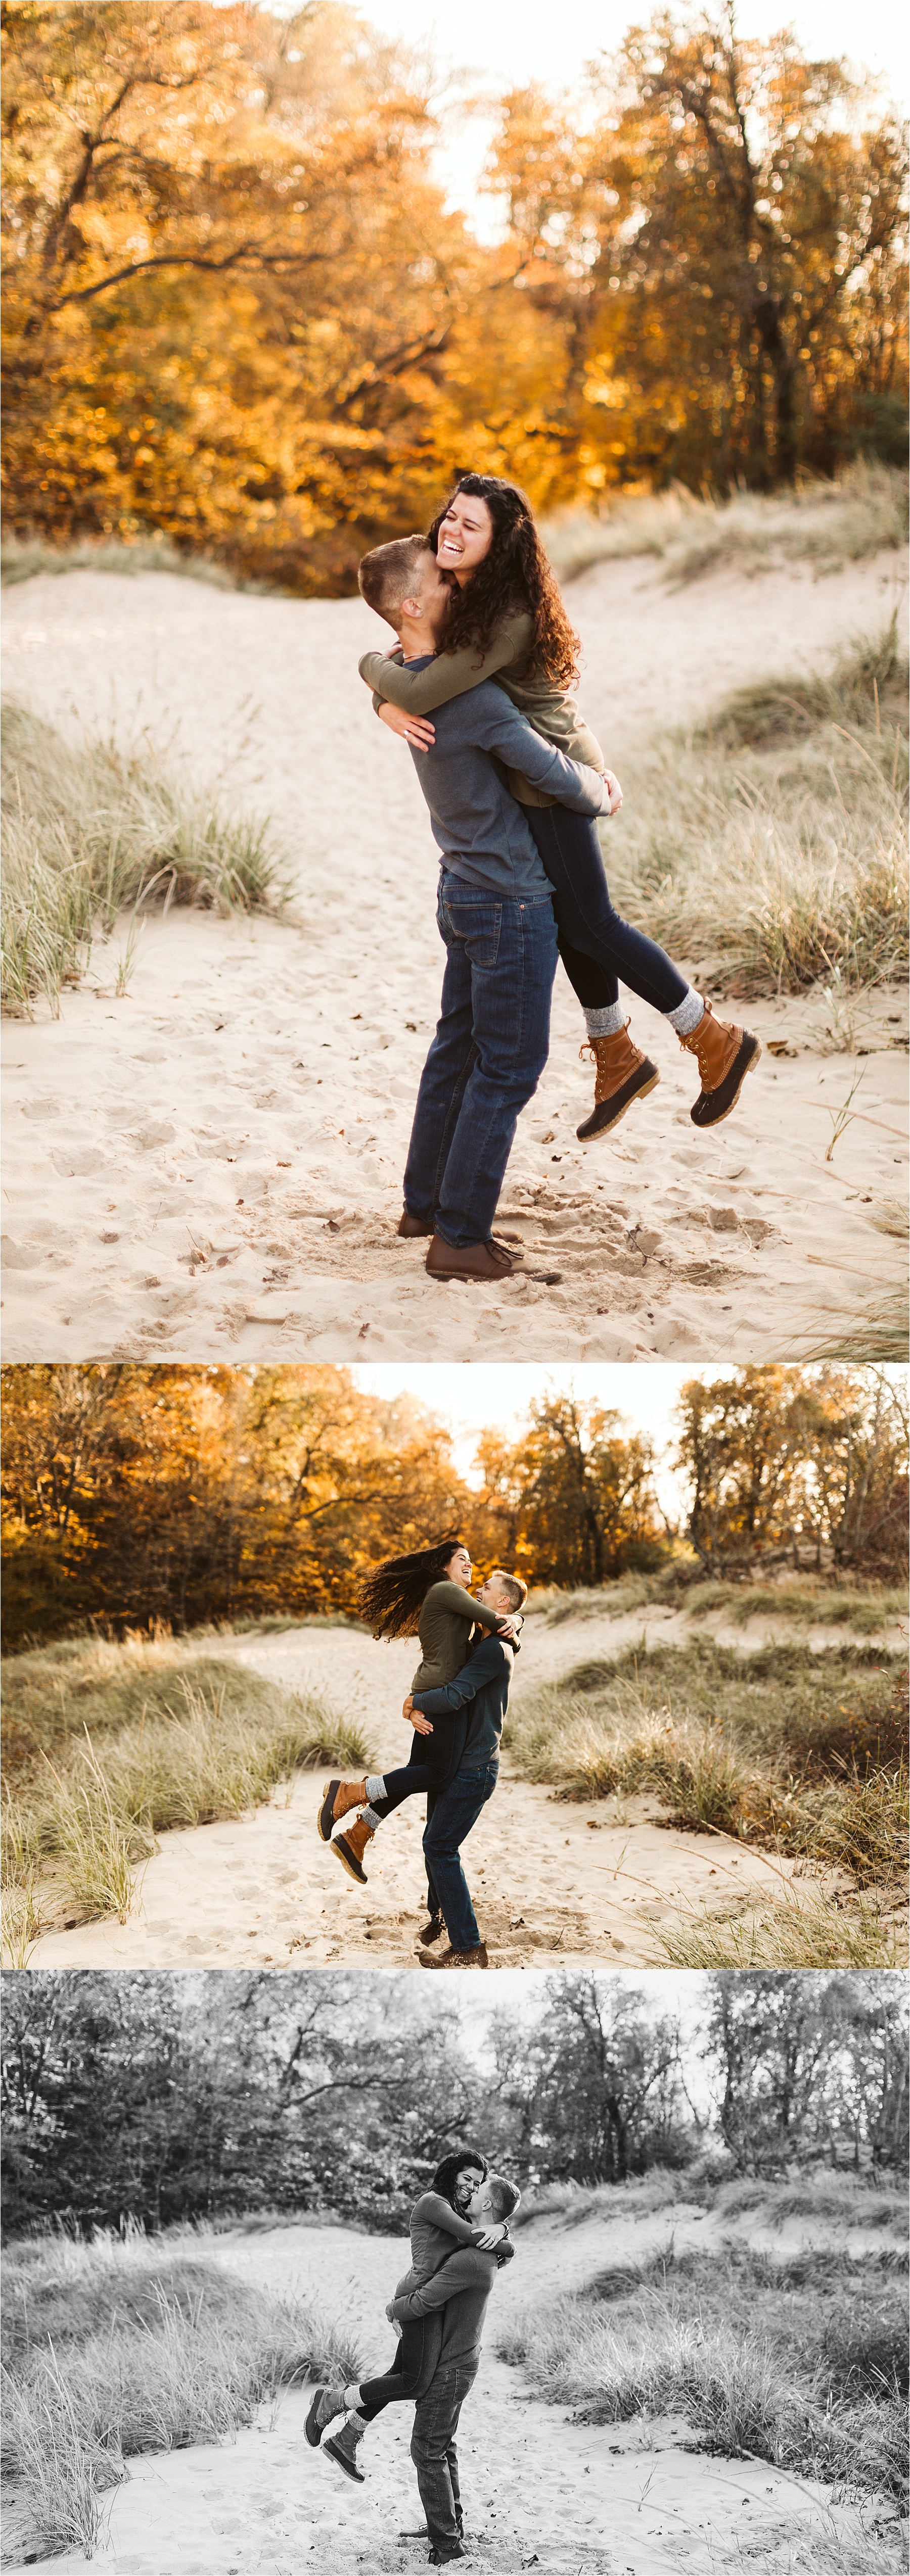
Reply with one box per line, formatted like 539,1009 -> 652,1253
476,1572 -> 511,1615
453,2164 -> 484,2212
400,547 -> 450,637
468,2178 -> 496,2221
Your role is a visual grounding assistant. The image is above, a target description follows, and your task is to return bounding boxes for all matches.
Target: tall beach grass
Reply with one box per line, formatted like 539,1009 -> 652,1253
543,459 -> 909,584
1,698 -> 291,1017
1,1637 -> 368,1946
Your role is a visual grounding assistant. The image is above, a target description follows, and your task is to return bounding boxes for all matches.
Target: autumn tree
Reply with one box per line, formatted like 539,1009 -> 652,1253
477,1395 -> 662,1590
485,11 -> 908,492
674,1364 -> 908,1576
705,1971 -> 909,2173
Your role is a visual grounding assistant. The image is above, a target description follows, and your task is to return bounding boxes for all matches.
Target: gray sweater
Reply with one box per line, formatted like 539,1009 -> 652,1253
401,656 -> 609,897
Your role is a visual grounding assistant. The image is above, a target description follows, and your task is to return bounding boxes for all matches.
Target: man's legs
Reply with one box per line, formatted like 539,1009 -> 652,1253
431,881 -> 557,1249
422,1763 -> 498,1954
411,2365 -> 477,2554
403,919 -> 476,1229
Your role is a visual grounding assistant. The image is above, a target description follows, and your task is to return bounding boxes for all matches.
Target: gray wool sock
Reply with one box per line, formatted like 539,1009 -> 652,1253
666,989 -> 705,1036
365,1774 -> 386,1803
584,1002 -> 625,1037
361,1804 -> 382,1831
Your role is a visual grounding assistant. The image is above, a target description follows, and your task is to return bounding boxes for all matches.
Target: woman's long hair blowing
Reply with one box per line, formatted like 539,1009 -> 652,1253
427,474 -> 580,686
358,1538 -> 470,1640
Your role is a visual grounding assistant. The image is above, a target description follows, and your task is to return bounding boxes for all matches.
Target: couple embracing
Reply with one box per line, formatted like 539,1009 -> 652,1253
317,1539 -> 525,1968
306,2146 -> 520,2565
357,473 -> 761,1284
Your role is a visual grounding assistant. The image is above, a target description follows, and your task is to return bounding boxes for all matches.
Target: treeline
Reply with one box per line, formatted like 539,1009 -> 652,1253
2,1970 -> 905,2237
1,1363 -> 905,1647
2,2 -> 906,589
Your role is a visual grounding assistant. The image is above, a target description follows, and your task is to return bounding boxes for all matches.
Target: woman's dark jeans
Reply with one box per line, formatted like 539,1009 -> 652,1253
357,2311 -> 442,2420
526,804 -> 688,1016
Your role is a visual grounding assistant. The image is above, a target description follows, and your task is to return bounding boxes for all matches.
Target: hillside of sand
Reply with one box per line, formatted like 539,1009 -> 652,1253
5,2192 -> 903,2576
2,546 -> 907,1364
23,1595 -> 905,1976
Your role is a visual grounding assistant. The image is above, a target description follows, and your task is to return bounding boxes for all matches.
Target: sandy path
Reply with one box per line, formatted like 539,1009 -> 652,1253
2,552 -> 906,1364
26,1605 -> 891,1974
6,2210 -> 899,2576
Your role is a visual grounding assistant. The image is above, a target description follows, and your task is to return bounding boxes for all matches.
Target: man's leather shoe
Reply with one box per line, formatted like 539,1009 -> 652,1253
426,1233 -> 524,1281
417,1911 -> 445,1945
419,1942 -> 489,1970
398,1209 -> 434,1237
428,2548 -> 466,2564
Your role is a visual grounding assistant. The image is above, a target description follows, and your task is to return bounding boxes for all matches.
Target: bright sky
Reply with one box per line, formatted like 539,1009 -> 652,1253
356,0 -> 910,230
350,1361 -> 714,1521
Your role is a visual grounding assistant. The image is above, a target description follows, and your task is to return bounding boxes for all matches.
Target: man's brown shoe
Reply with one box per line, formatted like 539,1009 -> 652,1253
418,1942 -> 489,1970
576,1023 -> 660,1142
398,1209 -> 434,1237
317,1777 -> 368,1841
417,1910 -> 445,1945
331,1814 -> 375,1886
678,999 -> 761,1127
426,1234 -> 524,1282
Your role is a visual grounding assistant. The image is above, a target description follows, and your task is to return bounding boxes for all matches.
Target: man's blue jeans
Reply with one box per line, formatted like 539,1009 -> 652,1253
403,872 -> 558,1248
411,2363 -> 476,2548
423,1761 -> 499,1953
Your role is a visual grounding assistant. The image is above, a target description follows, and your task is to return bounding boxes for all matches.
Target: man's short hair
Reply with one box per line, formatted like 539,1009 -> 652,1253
486,2174 -> 521,2220
495,1573 -> 527,1613
357,535 -> 431,625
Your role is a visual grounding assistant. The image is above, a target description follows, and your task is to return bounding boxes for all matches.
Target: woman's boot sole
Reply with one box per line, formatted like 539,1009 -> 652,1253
691,1034 -> 762,1128
331,1833 -> 368,1886
317,1780 -> 341,1842
576,1064 -> 660,1142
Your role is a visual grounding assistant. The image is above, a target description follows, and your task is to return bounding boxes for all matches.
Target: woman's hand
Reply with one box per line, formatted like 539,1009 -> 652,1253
378,701 -> 436,751
403,1693 -> 434,1736
475,2222 -> 506,2250
600,768 -> 623,816
495,1618 -> 518,1642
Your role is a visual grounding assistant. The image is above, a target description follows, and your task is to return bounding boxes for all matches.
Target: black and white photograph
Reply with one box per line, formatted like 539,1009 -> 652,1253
2,1969 -> 907,2575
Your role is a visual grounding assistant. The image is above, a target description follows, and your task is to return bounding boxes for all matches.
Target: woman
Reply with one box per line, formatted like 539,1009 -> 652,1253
304,2149 -> 518,2486
316,1538 -> 521,1903
358,473 -> 760,1135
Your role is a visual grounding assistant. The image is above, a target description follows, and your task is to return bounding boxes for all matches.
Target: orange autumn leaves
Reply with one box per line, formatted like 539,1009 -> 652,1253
2,2 -> 906,588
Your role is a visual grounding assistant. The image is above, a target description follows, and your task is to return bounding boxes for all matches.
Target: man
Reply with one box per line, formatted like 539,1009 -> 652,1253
357,536 -> 616,1283
408,1568 -> 526,1970
393,2169 -> 520,2565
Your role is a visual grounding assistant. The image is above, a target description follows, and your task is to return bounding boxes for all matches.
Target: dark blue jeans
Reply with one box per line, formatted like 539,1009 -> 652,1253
527,804 -> 689,1015
403,872 -> 557,1248
423,1761 -> 499,1953
411,2363 -> 476,2547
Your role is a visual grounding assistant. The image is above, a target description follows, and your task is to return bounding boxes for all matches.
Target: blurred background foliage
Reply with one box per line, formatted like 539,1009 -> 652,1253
2,1967 -> 906,2234
1,1362 -> 906,1647
2,1 -> 906,591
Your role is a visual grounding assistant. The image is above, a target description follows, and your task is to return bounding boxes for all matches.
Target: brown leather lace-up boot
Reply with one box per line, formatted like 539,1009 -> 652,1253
677,999 -> 761,1127
576,1022 -> 660,1142
331,1812 -> 375,1886
317,1776 -> 368,1841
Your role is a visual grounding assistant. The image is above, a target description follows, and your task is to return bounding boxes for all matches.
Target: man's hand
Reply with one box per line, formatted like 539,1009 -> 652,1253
600,768 -> 623,816
403,1693 -> 434,1736
378,701 -> 436,751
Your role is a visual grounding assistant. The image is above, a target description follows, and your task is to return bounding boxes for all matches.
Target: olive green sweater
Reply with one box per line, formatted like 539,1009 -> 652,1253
410,1580 -> 500,1693
358,608 -> 605,809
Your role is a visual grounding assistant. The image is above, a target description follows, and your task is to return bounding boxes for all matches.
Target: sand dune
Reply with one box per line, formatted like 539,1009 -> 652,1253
5,2205 -> 901,2576
26,1604 -> 892,1975
2,550 -> 907,1364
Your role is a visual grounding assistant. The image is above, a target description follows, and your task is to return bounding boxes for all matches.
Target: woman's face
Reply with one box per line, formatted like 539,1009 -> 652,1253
445,1546 -> 473,1589
436,492 -> 494,582
453,2164 -> 484,2211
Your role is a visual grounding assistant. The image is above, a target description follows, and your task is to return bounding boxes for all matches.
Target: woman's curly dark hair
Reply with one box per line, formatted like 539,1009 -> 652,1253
357,1538 -> 470,1641
427,473 -> 580,685
430,2149 -> 488,2210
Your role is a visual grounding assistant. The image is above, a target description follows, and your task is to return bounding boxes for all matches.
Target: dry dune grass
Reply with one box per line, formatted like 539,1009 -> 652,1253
1,2223 -> 362,2558
507,1634 -> 907,1869
528,1573 -> 905,1631
606,625 -> 908,996
0,1635 -> 368,1959
498,2190 -> 907,2503
0,697 -> 290,1017
544,459 -> 909,583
